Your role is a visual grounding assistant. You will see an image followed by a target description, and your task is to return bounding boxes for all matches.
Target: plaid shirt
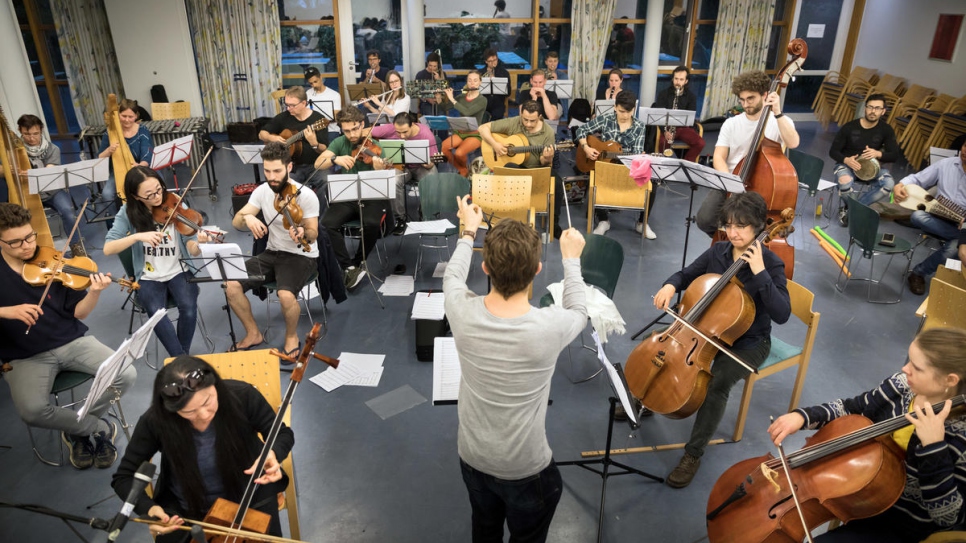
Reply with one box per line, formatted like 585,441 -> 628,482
576,113 -> 649,154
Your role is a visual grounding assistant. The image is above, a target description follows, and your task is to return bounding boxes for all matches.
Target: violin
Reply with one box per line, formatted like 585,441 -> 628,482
353,140 -> 383,165
153,148 -> 224,241
23,245 -> 139,292
273,184 -> 311,252
623,211 -> 795,418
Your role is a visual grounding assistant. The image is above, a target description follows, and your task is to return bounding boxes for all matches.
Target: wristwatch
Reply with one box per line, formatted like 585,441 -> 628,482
773,112 -> 785,119
461,230 -> 477,240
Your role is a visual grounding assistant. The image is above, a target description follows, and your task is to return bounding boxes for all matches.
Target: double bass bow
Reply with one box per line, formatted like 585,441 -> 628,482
201,323 -> 338,542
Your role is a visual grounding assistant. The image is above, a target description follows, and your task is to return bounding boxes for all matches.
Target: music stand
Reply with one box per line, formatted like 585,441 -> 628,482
149,134 -> 193,189
617,155 -> 745,339
346,83 -> 385,104
28,157 -> 111,225
226,144 -> 264,185
594,100 -> 616,117
185,244 -> 261,351
637,108 -> 696,128
479,77 -> 509,97
546,79 -> 574,100
367,112 -> 393,125
308,99 -> 336,124
421,116 -> 452,132
328,170 -> 395,308
557,331 -> 663,543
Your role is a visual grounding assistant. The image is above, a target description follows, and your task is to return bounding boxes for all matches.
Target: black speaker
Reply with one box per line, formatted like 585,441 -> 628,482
415,314 -> 449,362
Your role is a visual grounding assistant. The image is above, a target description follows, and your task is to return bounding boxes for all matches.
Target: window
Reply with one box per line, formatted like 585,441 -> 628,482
278,1 -> 341,91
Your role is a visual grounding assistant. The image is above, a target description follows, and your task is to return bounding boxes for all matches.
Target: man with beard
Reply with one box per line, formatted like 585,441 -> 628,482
653,66 -> 705,163
695,70 -> 800,236
829,93 -> 901,226
314,107 -> 390,291
259,86 -> 328,187
227,142 -> 321,355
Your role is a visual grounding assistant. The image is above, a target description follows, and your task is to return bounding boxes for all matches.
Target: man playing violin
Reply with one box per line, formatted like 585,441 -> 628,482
0,202 -> 136,470
227,142 -> 321,356
259,86 -> 329,187
830,93 -> 901,227
314,107 -> 390,291
652,192 -> 790,488
696,70 -> 800,237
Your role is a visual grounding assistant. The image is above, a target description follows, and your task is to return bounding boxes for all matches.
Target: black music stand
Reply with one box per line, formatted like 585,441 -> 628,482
184,247 -> 263,351
617,155 -> 745,340
556,331 -> 663,543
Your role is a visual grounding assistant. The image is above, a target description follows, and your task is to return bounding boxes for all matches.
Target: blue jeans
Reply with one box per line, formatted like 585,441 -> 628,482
42,187 -> 91,244
136,272 -> 200,356
833,163 -> 895,206
911,210 -> 961,277
460,458 -> 562,543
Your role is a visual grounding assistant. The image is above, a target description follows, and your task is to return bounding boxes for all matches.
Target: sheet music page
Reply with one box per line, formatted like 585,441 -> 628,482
232,145 -> 265,164
946,259 -> 963,272
378,274 -> 415,296
27,165 -> 67,194
198,243 -> 248,280
433,337 -> 461,404
592,331 -> 637,425
65,158 -> 111,186
309,364 -> 364,392
339,352 -> 386,387
77,338 -> 135,421
412,291 -> 446,320
403,219 -> 456,234
433,262 -> 447,278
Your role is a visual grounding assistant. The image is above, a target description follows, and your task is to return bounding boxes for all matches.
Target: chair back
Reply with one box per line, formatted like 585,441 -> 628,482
580,234 -> 624,298
270,89 -> 288,115
117,247 -> 137,279
591,161 -> 649,209
418,173 -> 470,218
846,199 -> 881,257
471,174 -> 533,224
787,280 -> 818,328
493,166 -> 553,215
151,102 -> 191,120
788,149 -> 825,193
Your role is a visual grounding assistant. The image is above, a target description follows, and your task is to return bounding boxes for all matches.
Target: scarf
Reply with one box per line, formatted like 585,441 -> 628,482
23,137 -> 51,168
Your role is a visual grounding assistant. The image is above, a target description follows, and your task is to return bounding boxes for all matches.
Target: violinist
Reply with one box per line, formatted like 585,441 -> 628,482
258,86 -> 329,186
228,142 -> 320,355
103,166 -> 205,357
696,71 -> 800,237
768,328 -> 966,542
112,356 -> 292,542
315,107 -> 390,292
439,71 -> 488,177
0,202 -> 136,470
652,192 -> 790,488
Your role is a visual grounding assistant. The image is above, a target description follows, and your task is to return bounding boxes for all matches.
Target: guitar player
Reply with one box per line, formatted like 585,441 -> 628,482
259,86 -> 329,189
478,100 -> 563,239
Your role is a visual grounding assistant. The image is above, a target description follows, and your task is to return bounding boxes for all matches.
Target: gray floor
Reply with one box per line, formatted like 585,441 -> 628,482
0,121 -> 936,542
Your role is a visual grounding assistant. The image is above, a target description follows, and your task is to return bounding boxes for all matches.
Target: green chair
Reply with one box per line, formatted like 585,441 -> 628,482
835,199 -> 916,303
540,234 -> 624,383
414,173 -> 471,278
24,371 -> 93,466
788,149 -> 837,230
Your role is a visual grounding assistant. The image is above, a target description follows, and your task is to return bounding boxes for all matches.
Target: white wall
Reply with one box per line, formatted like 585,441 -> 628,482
854,0 -> 966,96
103,0 -> 204,117
0,0 -> 44,133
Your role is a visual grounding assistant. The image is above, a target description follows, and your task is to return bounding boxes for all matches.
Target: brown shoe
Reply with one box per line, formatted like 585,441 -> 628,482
908,273 -> 926,296
667,453 -> 701,488
70,242 -> 87,258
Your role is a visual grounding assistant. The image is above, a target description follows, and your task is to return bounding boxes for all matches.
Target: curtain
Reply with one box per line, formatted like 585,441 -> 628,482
51,0 -> 125,128
700,0 -> 775,119
185,0 -> 281,132
569,0 -> 618,103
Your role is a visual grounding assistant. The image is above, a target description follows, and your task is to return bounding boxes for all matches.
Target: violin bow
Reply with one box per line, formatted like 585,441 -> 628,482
26,198 -> 89,335
159,146 -> 214,233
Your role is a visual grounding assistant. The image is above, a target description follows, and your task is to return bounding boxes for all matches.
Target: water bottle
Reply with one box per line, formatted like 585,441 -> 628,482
816,196 -> 824,217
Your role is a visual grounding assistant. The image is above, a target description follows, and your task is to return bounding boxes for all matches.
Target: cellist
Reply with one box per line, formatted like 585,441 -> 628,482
768,328 -> 966,542
695,71 -> 800,237
653,192 -> 790,488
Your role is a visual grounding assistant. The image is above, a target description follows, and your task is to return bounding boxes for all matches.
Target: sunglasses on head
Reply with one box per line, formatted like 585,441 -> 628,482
161,369 -> 211,398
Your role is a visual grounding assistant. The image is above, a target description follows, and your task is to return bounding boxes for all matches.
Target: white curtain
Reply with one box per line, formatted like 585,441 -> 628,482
185,0 -> 281,131
51,0 -> 125,127
700,0 -> 775,119
568,0 -> 618,102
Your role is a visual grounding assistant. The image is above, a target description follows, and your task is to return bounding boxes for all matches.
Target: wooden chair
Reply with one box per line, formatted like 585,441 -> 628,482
898,94 -> 959,166
732,280 -> 820,441
492,166 -> 554,249
586,160 -> 650,251
891,88 -> 942,141
165,350 -> 302,539
912,96 -> 966,169
885,84 -> 935,128
832,73 -> 907,128
470,173 -> 535,230
151,102 -> 191,120
270,89 -> 288,115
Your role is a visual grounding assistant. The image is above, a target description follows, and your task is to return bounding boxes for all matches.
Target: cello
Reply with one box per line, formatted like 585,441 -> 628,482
623,210 -> 795,418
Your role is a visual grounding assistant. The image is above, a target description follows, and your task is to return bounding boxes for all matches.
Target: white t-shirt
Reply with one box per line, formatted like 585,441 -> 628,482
717,113 -> 795,172
384,94 -> 412,116
247,180 -> 320,258
307,86 -> 342,133
140,225 -> 183,282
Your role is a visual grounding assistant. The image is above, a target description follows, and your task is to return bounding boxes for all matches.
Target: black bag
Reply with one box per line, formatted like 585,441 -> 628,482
150,84 -> 168,103
227,123 -> 259,143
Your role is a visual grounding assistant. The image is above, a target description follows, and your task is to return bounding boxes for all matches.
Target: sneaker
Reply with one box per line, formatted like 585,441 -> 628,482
592,220 -> 611,235
635,221 -> 644,234
838,204 -> 849,227
92,419 -> 118,469
645,224 -> 657,240
62,432 -> 94,470
667,453 -> 701,489
908,272 -> 926,296
69,242 -> 87,258
344,266 -> 367,292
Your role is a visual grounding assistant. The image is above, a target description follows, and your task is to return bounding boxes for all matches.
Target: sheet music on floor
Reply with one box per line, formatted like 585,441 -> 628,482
404,219 -> 456,235
433,337 -> 460,405
309,352 -> 386,391
379,274 -> 415,296
412,291 -> 445,320
433,262 -> 447,278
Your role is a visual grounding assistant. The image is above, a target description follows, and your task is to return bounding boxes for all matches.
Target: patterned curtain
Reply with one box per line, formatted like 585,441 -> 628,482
569,0 -> 618,102
50,0 -> 125,128
185,0 -> 281,132
700,0 -> 775,119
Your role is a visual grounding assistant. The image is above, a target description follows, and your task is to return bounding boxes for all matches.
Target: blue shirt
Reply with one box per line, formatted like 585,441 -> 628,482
900,155 -> 966,208
99,125 -> 154,165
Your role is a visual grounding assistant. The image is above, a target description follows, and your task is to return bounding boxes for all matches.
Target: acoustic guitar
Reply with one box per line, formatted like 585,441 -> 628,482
278,119 -> 330,159
899,185 -> 965,224
481,133 -> 574,169
575,134 -> 640,173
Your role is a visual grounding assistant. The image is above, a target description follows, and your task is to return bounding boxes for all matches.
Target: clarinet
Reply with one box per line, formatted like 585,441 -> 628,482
664,87 -> 684,157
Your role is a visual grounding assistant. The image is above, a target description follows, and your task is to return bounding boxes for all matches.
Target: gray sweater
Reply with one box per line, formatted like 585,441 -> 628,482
443,239 -> 587,479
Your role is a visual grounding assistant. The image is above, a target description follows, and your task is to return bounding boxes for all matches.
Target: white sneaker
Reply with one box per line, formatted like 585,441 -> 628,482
593,220 -> 611,235
645,224 -> 657,239
635,221 -> 643,234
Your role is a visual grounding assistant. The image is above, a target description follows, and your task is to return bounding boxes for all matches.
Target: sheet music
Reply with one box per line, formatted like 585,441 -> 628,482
619,154 -> 744,194
546,79 -> 574,99
150,135 -> 193,170
946,259 -> 963,272
404,219 -> 456,234
591,331 -> 637,425
447,117 -> 479,132
412,291 -> 445,320
309,363 -> 364,392
638,108 -> 696,127
198,243 -> 248,280
311,352 -> 385,390
28,158 -> 110,194
595,100 -> 615,117
378,274 -> 415,296
480,77 -> 509,95
231,145 -> 265,164
432,337 -> 461,405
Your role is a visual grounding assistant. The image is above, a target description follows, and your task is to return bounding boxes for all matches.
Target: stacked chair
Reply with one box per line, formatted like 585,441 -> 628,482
831,73 -> 907,128
813,66 -> 878,130
908,95 -> 966,169
898,94 -> 964,171
885,84 -> 936,140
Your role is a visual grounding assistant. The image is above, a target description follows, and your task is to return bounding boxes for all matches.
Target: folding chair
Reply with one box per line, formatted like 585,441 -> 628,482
413,173 -> 470,278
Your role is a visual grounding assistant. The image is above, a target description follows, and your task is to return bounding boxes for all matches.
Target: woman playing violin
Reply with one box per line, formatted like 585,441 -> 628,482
112,356 -> 292,542
104,166 -> 205,356
653,192 -> 790,488
768,328 -> 966,542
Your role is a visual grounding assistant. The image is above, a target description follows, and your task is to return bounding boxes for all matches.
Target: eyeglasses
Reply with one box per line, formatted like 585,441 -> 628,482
285,101 -> 305,110
0,231 -> 38,248
161,369 -> 211,398
865,105 -> 886,112
723,223 -> 751,231
137,186 -> 165,201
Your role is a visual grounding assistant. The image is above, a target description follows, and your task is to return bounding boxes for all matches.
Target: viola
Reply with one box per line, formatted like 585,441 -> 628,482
152,148 -> 224,242
23,245 -> 139,292
623,211 -> 795,418
273,184 -> 311,252
353,140 -> 383,165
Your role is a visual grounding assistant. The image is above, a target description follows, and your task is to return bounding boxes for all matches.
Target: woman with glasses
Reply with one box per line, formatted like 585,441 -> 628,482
112,356 -> 293,541
103,166 -> 206,357
649,191 -> 790,489
363,70 -> 411,117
